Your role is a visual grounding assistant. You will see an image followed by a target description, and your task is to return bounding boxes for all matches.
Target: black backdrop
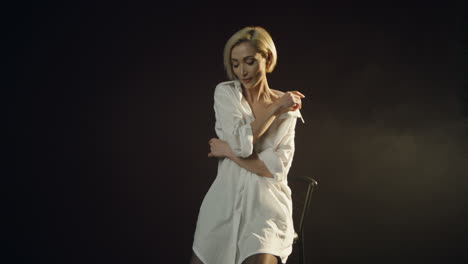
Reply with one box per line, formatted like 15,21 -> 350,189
9,2 -> 468,264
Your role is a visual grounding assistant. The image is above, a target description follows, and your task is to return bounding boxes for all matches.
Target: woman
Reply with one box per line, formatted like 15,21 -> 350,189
191,26 -> 305,264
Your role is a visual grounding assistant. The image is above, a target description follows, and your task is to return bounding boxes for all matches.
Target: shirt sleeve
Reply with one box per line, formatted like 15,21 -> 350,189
257,116 -> 297,183
213,83 -> 254,158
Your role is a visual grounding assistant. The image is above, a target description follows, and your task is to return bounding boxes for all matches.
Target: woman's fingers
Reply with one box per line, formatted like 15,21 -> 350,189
208,139 -> 215,158
290,90 -> 305,98
278,90 -> 305,114
208,138 -> 219,145
289,102 -> 300,111
208,139 -> 231,159
289,92 -> 304,109
292,95 -> 302,109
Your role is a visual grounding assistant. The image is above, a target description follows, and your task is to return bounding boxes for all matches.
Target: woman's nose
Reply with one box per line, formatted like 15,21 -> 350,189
241,66 -> 247,75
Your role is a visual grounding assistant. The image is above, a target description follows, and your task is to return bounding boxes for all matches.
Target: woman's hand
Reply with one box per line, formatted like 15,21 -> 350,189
275,91 -> 305,115
208,138 -> 233,159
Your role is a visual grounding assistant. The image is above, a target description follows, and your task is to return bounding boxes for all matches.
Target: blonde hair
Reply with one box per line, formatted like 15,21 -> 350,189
223,26 -> 278,81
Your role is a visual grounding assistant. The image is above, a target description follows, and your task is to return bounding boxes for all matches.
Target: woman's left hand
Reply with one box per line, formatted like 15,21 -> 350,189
208,138 -> 233,158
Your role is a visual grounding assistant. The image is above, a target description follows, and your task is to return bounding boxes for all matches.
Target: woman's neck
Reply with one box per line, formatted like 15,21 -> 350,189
243,78 -> 273,104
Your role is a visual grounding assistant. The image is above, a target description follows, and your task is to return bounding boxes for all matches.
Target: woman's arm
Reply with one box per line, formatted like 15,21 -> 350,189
250,91 -> 304,145
209,114 -> 298,182
208,138 -> 273,178
250,103 -> 280,145
228,152 -> 274,178
214,83 -> 304,158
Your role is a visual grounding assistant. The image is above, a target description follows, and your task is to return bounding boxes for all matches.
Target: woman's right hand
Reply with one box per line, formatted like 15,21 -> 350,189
275,91 -> 305,115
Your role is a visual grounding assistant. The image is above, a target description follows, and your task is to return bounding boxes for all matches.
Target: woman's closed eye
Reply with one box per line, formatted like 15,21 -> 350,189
245,59 -> 255,65
232,61 -> 255,68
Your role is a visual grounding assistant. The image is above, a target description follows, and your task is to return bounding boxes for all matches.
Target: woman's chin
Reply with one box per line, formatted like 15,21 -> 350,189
243,80 -> 260,89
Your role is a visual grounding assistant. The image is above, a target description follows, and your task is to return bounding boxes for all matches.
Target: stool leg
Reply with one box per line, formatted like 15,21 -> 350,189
298,239 -> 304,264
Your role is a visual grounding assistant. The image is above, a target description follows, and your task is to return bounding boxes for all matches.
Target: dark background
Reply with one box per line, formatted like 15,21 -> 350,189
9,1 -> 468,264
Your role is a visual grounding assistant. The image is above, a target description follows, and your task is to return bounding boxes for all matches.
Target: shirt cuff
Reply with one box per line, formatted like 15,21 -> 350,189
257,148 -> 284,182
231,123 -> 254,158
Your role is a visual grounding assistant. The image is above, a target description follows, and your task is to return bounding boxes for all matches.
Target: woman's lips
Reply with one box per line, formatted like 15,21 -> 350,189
242,78 -> 252,84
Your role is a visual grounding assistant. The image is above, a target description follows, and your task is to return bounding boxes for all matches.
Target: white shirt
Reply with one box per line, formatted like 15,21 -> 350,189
193,80 -> 303,264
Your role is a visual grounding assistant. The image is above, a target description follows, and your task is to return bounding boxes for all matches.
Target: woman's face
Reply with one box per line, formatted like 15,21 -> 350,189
231,41 -> 268,89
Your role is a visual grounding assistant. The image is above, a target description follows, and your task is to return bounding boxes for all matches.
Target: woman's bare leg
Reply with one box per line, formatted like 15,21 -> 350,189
242,253 -> 281,264
189,250 -> 204,264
